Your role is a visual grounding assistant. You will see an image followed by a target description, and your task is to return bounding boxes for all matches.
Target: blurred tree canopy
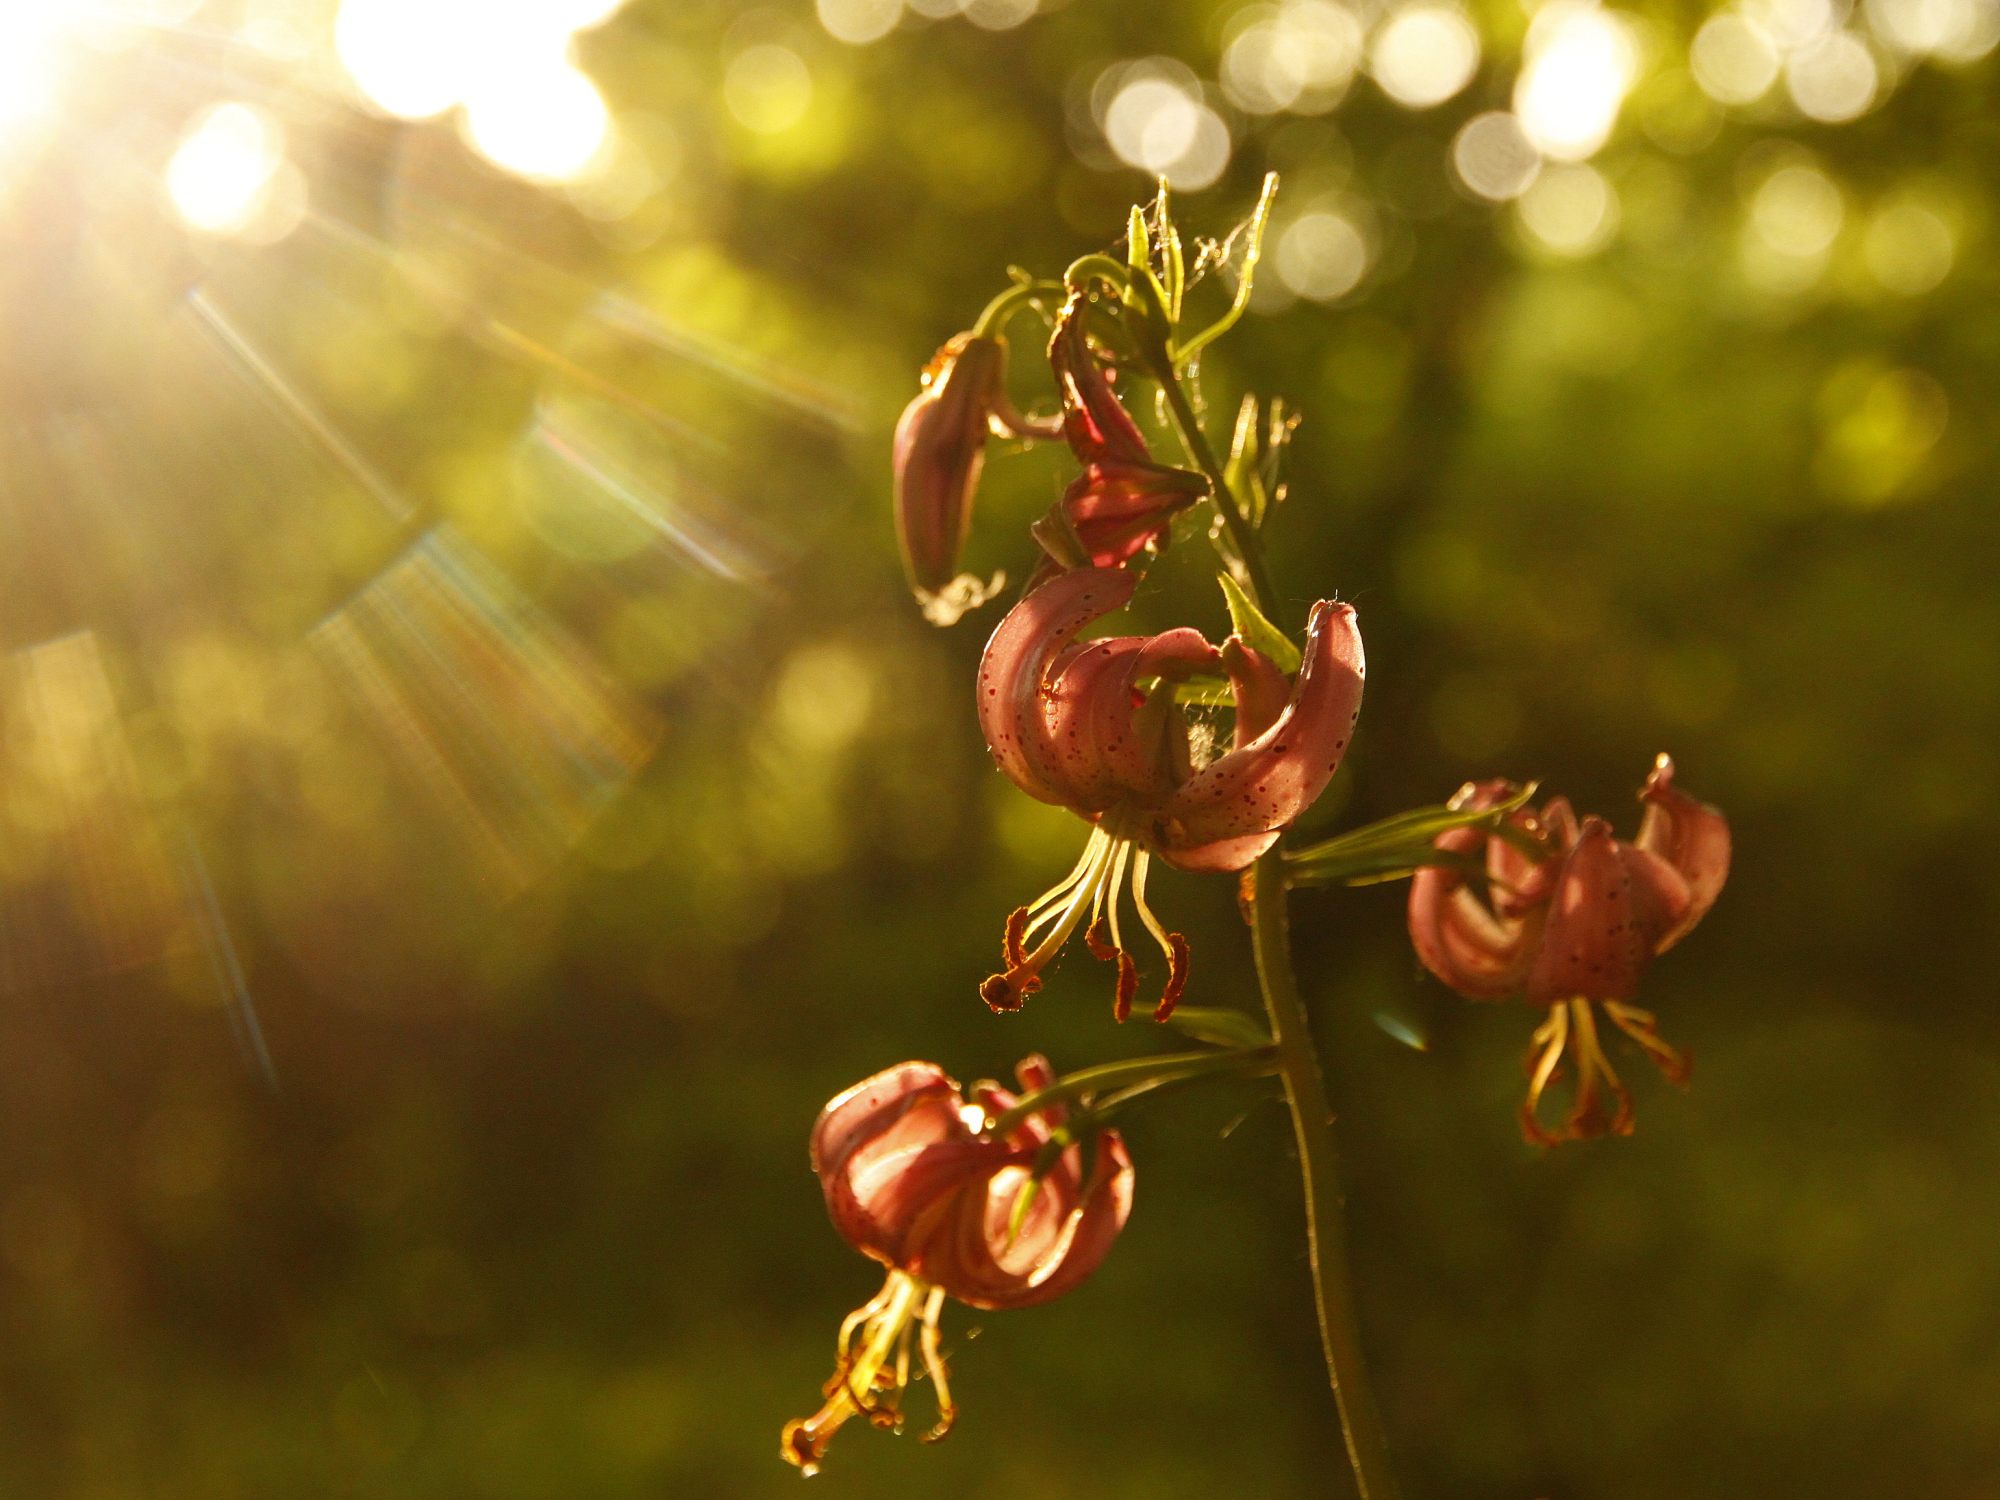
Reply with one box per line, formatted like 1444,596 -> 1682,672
0,0 -> 1996,1495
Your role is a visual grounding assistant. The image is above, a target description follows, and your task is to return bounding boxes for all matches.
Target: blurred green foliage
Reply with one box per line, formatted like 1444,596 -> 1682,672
0,0 -> 1997,1495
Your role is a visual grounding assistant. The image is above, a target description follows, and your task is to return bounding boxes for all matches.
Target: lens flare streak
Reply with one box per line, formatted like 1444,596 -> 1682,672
181,290 -> 415,520
0,632 -> 188,991
310,529 -> 661,897
529,414 -> 764,582
177,826 -> 277,1092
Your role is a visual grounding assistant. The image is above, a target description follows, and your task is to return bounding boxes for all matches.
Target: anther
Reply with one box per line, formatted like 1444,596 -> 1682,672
1153,934 -> 1190,1021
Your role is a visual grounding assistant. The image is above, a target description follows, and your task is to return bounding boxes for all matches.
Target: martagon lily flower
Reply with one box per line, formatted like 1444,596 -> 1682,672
1044,291 -> 1208,569
1407,756 -> 1731,1144
977,566 -> 1365,1020
894,332 -> 1061,626
781,1055 -> 1134,1476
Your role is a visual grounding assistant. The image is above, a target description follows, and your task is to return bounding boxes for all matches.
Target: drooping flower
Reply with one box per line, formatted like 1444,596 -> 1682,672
1045,291 -> 1207,569
893,332 -> 1061,625
976,566 -> 1365,1020
1407,757 -> 1732,1144
781,1055 -> 1134,1476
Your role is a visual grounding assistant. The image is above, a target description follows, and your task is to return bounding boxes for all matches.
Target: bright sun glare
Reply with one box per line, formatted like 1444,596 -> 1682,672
166,101 -> 288,235
334,0 -> 619,181
0,6 -> 79,148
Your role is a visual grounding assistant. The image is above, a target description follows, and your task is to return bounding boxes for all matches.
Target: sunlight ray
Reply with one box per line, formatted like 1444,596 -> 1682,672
309,527 -> 662,898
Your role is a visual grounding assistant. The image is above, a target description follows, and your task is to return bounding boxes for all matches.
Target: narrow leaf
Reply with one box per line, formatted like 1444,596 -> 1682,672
1285,784 -> 1540,887
1218,571 -> 1302,672
1160,1005 -> 1272,1050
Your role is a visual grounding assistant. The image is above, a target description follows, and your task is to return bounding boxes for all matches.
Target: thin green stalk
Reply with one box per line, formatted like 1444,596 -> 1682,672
1154,347 -> 1402,1498
971,279 -> 1065,338
1251,847 -> 1402,1500
1172,170 -> 1279,368
1154,370 -> 1279,614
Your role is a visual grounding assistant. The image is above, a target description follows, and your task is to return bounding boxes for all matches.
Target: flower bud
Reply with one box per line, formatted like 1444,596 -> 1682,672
893,334 -> 1055,625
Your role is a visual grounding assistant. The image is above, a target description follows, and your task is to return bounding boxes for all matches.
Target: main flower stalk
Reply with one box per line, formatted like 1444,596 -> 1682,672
1251,847 -> 1401,1500
1154,350 -> 1403,1500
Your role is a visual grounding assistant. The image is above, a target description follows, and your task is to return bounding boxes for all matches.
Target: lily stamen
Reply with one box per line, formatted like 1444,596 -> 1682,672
989,824 -> 1192,1021
1603,1000 -> 1693,1084
916,1284 -> 956,1443
786,1270 -> 941,1476
1523,997 -> 1661,1146
1020,827 -> 1111,937
986,831 -> 1122,1010
1128,849 -> 1190,1021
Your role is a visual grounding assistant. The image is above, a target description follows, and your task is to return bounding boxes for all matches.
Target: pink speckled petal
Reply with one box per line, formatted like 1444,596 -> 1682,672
1409,839 -> 1541,1001
1159,600 -> 1365,855
1524,819 -> 1658,1007
976,566 -> 1137,808
1220,636 -> 1291,749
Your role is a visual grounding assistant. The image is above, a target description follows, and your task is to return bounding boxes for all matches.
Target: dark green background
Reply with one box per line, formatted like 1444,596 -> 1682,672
1,0 -> 1994,1494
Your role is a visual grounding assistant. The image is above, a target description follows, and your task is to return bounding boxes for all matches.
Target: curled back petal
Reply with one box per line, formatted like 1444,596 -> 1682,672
1083,627 -> 1220,808
976,566 -> 1137,808
1156,600 -> 1365,863
811,1062 -> 961,1181
813,1063 -> 997,1264
1220,636 -> 1291,749
824,1101 -> 998,1267
1408,837 -> 1541,1000
1634,754 -> 1731,950
1155,827 -> 1282,874
1538,795 -> 1581,853
920,1128 -> 1134,1311
989,1129 -> 1135,1310
1620,844 -> 1697,956
1479,793 -> 1575,916
1039,636 -> 1147,813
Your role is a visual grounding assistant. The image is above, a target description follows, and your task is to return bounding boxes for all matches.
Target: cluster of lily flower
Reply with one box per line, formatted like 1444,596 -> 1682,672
781,197 -> 1731,1476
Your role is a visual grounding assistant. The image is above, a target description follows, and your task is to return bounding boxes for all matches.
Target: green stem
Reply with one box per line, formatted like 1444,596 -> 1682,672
1173,170 -> 1279,369
1154,369 -> 1280,616
983,1046 -> 1275,1138
1063,253 -> 1134,293
1251,847 -> 1403,1500
1159,327 -> 1400,1495
971,279 -> 1064,338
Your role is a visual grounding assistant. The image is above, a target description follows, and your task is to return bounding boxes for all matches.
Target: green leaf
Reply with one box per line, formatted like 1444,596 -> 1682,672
1029,504 -> 1091,573
1160,1006 -> 1272,1049
1218,572 -> 1302,672
1285,784 -> 1540,888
